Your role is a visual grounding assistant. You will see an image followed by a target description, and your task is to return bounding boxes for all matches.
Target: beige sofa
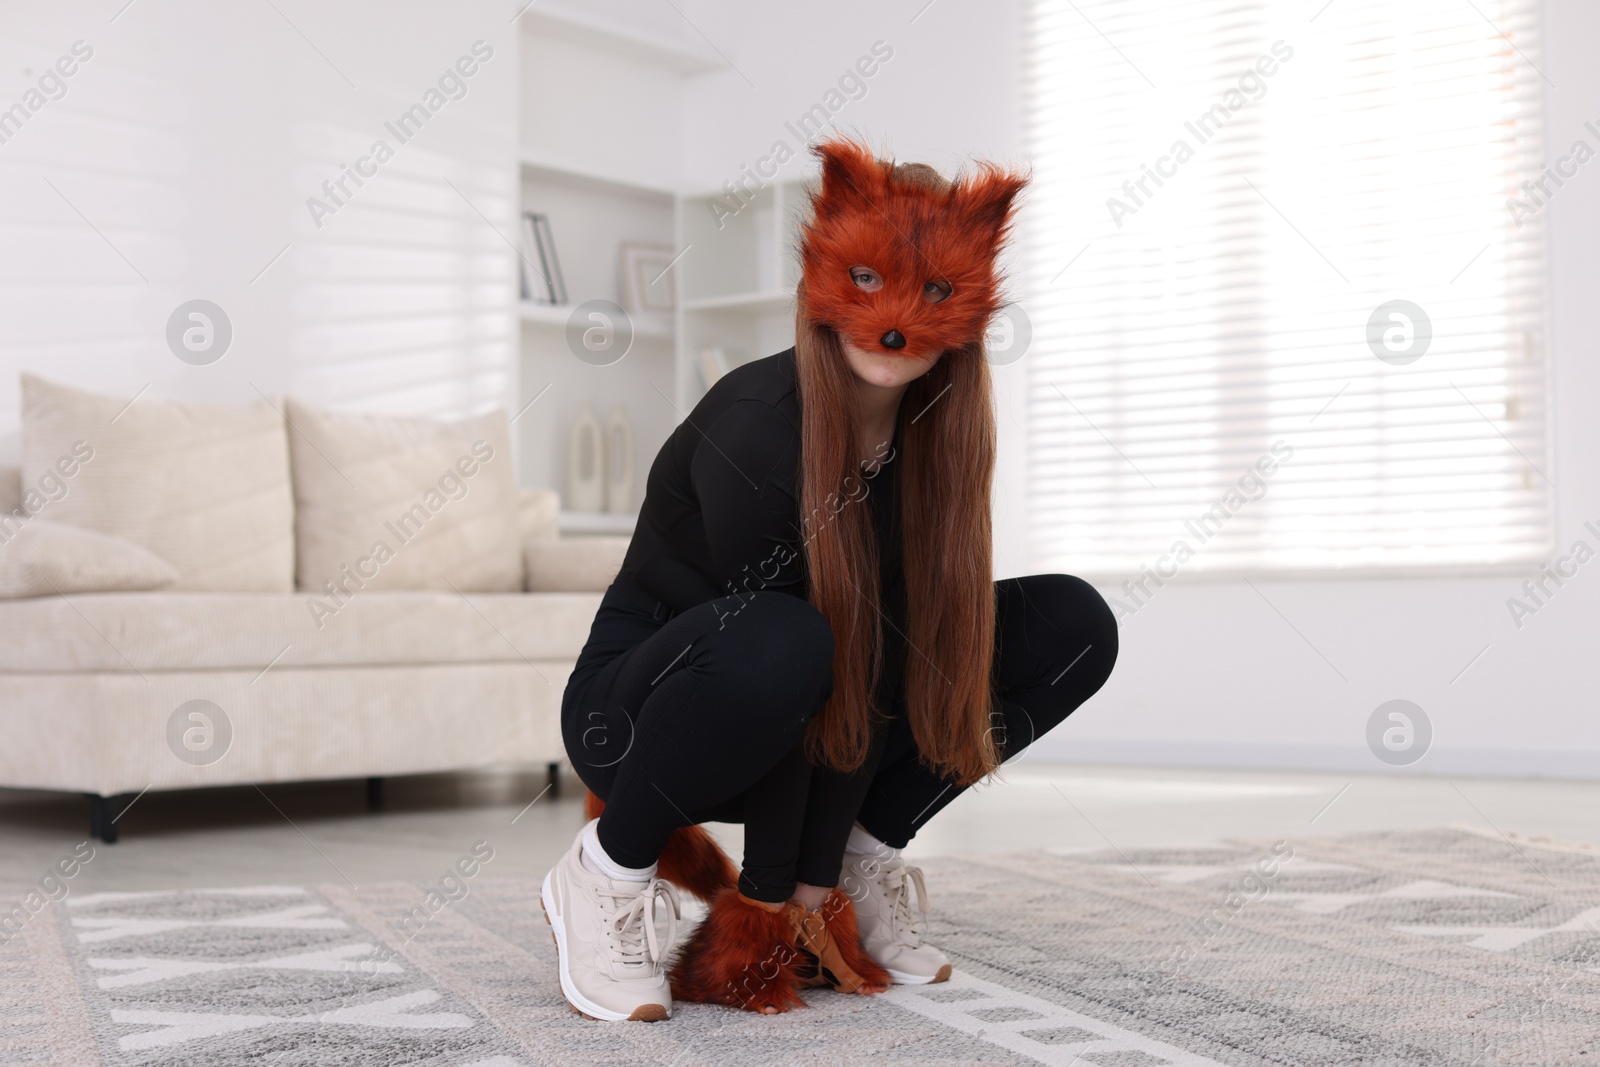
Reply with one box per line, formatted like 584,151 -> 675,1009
0,378 -> 628,842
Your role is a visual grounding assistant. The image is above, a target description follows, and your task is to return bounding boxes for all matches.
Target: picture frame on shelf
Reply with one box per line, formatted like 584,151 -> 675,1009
619,242 -> 677,314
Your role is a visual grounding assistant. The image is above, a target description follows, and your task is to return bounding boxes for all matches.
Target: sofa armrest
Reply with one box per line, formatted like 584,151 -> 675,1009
524,536 -> 630,593
519,486 -> 560,543
0,466 -> 18,514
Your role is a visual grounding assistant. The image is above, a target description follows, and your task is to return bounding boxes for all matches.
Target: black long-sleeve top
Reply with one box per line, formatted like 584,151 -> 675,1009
613,348 -> 904,639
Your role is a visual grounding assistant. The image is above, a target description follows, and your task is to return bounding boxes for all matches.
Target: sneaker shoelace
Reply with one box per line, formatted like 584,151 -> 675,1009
596,878 -> 681,971
880,859 -> 930,947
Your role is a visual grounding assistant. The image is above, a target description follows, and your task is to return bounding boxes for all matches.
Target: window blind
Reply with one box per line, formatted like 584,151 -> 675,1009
1022,0 -> 1549,577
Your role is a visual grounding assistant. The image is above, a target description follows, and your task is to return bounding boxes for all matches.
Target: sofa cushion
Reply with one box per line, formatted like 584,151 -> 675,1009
20,375 -> 294,591
520,485 -> 560,542
525,536 -> 629,592
286,400 -> 522,594
0,465 -> 18,514
0,520 -> 178,598
0,591 -> 603,673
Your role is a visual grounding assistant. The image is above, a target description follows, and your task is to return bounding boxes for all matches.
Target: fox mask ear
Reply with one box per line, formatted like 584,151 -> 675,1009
953,166 -> 1029,241
812,138 -> 888,220
810,138 -> 1029,238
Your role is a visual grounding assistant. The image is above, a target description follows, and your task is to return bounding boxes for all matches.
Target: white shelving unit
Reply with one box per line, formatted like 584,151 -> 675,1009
514,156 -> 673,528
675,180 -> 811,410
515,8 -> 813,532
680,291 -> 793,313
517,4 -> 725,74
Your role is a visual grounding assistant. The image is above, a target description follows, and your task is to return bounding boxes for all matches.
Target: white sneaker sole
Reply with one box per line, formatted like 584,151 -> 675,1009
539,869 -> 670,1022
885,962 -> 953,985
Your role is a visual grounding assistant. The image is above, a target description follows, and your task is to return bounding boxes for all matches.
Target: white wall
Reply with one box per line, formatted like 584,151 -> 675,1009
0,0 -> 519,464
674,0 -> 1599,777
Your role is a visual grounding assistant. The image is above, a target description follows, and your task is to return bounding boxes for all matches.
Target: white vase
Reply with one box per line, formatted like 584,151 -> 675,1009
699,345 -> 729,389
567,403 -> 605,513
605,404 -> 635,513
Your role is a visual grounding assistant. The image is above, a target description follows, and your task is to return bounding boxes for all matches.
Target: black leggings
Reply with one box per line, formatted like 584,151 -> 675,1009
560,574 -> 1118,903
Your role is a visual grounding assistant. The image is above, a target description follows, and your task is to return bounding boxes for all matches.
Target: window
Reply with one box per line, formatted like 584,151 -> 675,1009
1023,0 -> 1549,576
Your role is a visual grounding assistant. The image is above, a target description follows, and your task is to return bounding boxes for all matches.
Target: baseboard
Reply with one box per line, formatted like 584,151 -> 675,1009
1023,735 -> 1600,780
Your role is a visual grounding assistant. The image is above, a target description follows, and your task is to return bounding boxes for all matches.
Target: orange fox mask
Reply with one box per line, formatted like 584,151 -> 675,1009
798,137 -> 1030,360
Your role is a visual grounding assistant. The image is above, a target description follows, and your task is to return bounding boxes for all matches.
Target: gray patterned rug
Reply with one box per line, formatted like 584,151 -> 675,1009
3,827 -> 1598,1066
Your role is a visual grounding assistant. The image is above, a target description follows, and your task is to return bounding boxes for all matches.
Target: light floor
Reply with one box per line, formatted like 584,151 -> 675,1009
3,762 -> 1597,894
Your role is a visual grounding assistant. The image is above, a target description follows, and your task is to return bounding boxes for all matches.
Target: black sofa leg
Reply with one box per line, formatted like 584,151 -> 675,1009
366,776 -> 384,811
87,793 -> 132,844
547,761 -> 561,798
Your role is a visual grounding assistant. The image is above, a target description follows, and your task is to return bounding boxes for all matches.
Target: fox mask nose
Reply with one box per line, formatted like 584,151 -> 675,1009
880,329 -> 906,350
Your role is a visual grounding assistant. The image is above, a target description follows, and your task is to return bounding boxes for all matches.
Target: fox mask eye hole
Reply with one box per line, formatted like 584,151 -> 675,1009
849,266 -> 883,292
922,279 -> 953,304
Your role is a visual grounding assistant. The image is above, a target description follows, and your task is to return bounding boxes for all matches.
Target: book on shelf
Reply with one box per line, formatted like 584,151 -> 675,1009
520,212 -> 567,305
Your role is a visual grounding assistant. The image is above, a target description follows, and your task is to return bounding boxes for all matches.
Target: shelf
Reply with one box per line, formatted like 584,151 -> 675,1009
682,290 -> 795,314
559,510 -> 638,536
519,150 -> 677,200
520,302 -> 673,340
520,4 -> 727,74
519,302 -> 569,327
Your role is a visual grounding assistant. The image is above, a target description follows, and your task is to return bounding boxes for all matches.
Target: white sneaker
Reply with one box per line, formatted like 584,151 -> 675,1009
540,820 -> 681,1021
841,848 -> 952,984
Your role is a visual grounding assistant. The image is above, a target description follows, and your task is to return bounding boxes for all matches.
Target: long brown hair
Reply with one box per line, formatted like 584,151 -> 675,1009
794,307 -> 1000,786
